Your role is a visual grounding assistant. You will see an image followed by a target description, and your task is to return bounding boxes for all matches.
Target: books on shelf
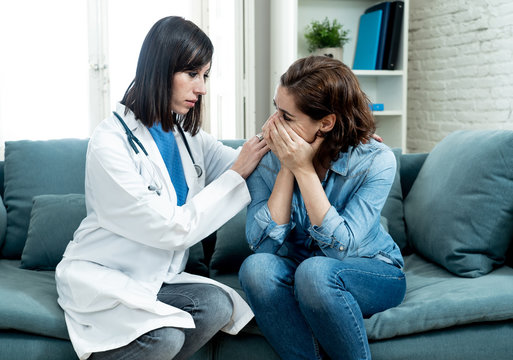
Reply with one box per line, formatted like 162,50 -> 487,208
365,1 -> 391,70
353,1 -> 404,70
384,1 -> 404,70
353,10 -> 382,70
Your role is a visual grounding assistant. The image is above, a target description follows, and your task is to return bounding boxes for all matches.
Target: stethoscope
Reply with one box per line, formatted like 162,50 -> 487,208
113,111 -> 203,196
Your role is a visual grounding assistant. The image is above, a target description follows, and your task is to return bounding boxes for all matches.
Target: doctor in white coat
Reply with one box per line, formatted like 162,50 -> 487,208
55,16 -> 268,360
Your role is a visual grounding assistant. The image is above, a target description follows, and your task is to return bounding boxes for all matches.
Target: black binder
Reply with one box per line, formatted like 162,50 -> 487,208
383,1 -> 404,70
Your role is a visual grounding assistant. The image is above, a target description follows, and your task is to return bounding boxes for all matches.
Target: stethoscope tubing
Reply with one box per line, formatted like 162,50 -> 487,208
113,111 -> 202,178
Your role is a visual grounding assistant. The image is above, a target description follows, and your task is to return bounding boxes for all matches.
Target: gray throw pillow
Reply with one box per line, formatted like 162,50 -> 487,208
21,194 -> 86,270
404,130 -> 513,277
2,139 -> 88,258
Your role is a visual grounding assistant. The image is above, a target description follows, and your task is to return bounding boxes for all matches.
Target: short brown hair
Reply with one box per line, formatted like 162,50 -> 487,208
280,56 -> 375,167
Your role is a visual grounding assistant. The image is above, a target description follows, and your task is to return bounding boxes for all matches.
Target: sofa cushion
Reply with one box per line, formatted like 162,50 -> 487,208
404,130 -> 513,277
21,194 -> 86,270
209,208 -> 252,276
0,194 -> 6,250
2,139 -> 88,258
0,259 -> 68,340
18,192 -> 208,274
399,152 -> 428,198
381,148 -> 407,252
184,238 -> 210,277
364,254 -> 513,340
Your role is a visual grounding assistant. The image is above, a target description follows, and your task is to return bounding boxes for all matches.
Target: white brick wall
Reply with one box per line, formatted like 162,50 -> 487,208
408,0 -> 513,152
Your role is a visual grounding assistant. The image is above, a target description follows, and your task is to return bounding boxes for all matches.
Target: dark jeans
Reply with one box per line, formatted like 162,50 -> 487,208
90,283 -> 233,360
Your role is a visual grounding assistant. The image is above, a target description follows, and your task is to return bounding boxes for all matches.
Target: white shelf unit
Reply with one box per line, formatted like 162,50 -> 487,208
293,0 -> 409,150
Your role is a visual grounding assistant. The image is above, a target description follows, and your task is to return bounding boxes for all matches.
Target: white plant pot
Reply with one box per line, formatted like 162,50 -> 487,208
312,47 -> 344,62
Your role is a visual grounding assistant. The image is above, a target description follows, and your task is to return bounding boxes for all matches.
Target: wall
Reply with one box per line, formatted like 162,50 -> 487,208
254,0 -> 271,133
408,0 -> 513,152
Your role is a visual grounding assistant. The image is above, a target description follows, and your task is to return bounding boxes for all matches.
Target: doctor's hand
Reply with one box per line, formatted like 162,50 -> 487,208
230,135 -> 269,179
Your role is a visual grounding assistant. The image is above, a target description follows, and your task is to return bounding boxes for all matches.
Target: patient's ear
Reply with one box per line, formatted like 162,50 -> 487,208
320,114 -> 336,133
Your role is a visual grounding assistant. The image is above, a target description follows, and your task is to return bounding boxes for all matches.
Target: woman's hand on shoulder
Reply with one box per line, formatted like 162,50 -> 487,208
230,135 -> 269,179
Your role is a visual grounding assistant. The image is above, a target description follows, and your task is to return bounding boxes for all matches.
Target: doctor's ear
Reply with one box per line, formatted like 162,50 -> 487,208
319,114 -> 336,133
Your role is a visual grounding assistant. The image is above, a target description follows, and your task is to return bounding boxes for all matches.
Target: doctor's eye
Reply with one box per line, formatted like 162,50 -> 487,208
188,72 -> 198,78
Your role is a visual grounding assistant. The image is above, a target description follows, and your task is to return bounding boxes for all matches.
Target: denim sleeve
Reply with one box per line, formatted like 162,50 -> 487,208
245,162 -> 293,253
308,150 -> 396,260
248,204 -> 293,253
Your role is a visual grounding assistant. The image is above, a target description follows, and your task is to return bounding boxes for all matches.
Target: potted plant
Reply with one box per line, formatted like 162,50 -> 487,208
304,17 -> 350,61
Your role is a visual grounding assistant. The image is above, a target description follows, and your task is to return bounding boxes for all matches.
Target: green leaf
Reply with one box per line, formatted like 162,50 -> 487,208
304,17 -> 350,52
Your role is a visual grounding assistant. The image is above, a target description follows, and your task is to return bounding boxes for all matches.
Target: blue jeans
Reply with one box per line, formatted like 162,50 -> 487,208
239,254 -> 406,360
90,283 -> 233,360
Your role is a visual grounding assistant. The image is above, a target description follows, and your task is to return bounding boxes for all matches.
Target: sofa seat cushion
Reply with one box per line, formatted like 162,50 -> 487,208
365,254 -> 513,340
0,260 -> 68,340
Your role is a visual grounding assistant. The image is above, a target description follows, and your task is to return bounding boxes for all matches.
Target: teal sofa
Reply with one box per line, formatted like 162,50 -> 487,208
1,130 -> 513,359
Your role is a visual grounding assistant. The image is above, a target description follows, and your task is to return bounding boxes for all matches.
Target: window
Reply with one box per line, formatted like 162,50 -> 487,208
0,0 -> 246,159
107,0 -> 199,113
0,0 -> 89,145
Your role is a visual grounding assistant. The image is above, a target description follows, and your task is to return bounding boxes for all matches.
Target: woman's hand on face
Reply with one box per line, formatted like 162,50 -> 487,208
265,113 -> 323,173
230,134 -> 269,179
261,112 -> 279,154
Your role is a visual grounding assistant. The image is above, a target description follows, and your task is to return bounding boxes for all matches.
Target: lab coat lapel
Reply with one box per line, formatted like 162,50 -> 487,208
125,116 -> 176,203
119,105 -> 195,204
174,130 -> 201,200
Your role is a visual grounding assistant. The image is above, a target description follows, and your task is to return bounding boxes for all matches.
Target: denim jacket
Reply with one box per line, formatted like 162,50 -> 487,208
245,139 -> 404,268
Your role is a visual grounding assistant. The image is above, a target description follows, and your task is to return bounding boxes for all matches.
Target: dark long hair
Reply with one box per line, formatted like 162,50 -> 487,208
121,16 -> 213,135
280,56 -> 375,168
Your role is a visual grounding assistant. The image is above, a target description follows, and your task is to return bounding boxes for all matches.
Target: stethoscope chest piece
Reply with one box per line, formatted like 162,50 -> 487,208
194,164 -> 203,178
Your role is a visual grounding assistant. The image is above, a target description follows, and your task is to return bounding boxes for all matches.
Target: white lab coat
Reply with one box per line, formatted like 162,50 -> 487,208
55,103 -> 254,359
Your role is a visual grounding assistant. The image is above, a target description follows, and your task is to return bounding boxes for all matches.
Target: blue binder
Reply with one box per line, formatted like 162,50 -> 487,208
365,2 -> 391,69
353,10 -> 382,70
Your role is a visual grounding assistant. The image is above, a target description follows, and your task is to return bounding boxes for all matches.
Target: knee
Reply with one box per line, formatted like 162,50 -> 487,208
295,257 -> 337,305
295,257 -> 332,287
201,285 -> 233,328
145,327 -> 185,360
239,253 -> 282,292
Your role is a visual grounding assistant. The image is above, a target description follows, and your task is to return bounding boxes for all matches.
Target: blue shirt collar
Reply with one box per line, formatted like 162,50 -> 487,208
328,147 -> 352,177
